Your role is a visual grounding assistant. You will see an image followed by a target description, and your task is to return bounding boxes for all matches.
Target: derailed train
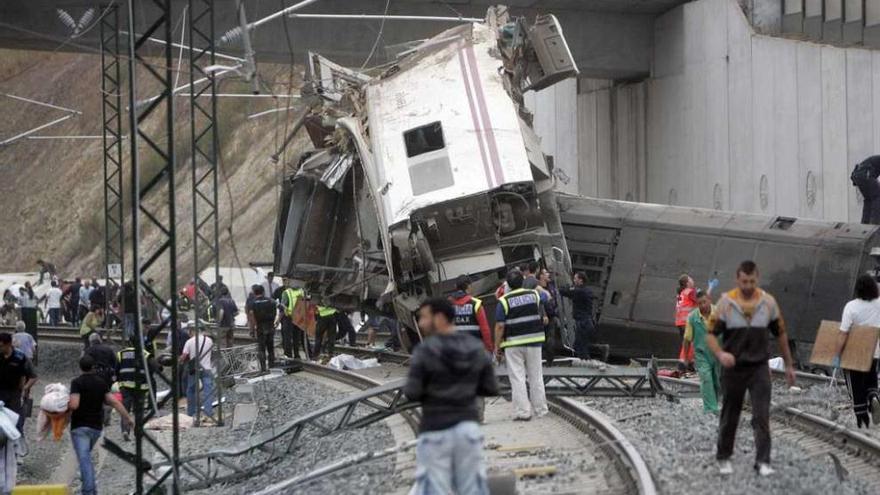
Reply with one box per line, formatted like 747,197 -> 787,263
272,7 -> 880,364
558,194 -> 880,365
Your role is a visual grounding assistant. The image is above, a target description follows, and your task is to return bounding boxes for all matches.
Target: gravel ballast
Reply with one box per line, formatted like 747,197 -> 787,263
583,394 -> 874,495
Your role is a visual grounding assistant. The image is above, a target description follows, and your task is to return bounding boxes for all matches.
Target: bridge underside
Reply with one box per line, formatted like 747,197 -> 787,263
1,0 -> 689,79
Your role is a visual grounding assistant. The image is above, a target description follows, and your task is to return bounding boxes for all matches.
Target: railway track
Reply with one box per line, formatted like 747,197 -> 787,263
309,347 -> 656,495
659,374 -> 880,490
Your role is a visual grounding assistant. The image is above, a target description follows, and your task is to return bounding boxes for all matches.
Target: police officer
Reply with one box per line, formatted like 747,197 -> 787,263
494,269 -> 549,421
115,342 -> 157,441
0,332 -> 37,434
313,305 -> 338,359
449,275 -> 493,353
248,285 -> 278,371
279,280 -> 305,359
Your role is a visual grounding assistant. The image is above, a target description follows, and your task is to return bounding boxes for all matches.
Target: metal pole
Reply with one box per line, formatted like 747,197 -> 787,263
286,13 -> 484,22
100,4 -> 124,334
189,0 -> 222,426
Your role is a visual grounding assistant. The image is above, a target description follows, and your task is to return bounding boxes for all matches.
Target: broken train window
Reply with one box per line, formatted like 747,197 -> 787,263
404,121 -> 445,157
403,121 -> 454,195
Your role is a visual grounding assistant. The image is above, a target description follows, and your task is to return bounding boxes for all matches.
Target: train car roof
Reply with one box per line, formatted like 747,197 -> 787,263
556,194 -> 880,247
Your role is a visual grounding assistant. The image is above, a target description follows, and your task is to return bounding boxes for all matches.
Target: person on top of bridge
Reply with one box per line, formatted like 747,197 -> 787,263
404,297 -> 497,495
833,273 -> 880,428
683,289 -> 720,414
495,268 -> 549,421
707,260 -> 796,476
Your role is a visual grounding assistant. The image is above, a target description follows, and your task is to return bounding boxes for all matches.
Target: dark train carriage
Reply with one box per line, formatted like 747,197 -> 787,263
557,194 -> 880,365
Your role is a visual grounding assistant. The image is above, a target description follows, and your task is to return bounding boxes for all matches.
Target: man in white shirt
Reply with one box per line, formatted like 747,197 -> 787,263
181,333 -> 215,420
834,274 -> 880,428
45,281 -> 63,326
262,271 -> 279,300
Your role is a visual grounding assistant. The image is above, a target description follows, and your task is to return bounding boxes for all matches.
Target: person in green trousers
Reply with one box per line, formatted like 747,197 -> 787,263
684,290 -> 721,413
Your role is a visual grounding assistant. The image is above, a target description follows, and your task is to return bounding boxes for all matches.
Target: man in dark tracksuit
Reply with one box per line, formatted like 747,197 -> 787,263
279,282 -> 305,359
707,260 -> 796,476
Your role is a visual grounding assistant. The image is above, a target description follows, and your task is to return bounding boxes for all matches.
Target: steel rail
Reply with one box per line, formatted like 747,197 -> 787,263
549,397 -> 657,495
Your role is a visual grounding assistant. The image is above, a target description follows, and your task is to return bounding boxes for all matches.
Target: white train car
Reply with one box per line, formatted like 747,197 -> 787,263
274,8 -> 579,327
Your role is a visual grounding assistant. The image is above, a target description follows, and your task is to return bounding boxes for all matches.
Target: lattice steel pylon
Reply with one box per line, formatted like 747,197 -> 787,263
100,4 -> 124,314
124,0 -> 182,492
188,0 -> 222,427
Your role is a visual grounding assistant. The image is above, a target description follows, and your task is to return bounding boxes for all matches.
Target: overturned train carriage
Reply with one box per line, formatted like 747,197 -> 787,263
274,11 -> 579,328
558,194 -> 880,366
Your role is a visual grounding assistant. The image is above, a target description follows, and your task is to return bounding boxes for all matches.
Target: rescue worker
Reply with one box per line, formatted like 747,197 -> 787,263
683,290 -> 721,413
313,305 -> 338,359
449,275 -> 494,422
449,275 -> 493,352
494,269 -> 549,421
559,272 -> 596,361
675,274 -> 698,371
0,332 -> 37,434
707,260 -> 796,476
115,341 -> 157,442
247,285 -> 277,371
279,281 -> 305,359
404,298 -> 497,495
214,287 -> 239,349
833,274 -> 880,428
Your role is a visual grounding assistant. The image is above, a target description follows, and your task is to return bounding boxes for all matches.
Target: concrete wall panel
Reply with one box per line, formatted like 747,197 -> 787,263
577,90 -> 599,198
820,46 -> 849,221
845,50 -> 874,221
554,79 -> 580,195
727,0 -> 755,212
752,36 -> 777,214
773,38 -> 800,217
796,43 -> 824,218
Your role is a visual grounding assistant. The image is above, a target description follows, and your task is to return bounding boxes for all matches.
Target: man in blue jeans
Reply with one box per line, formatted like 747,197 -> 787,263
68,355 -> 133,495
404,298 -> 498,495
182,333 -> 215,420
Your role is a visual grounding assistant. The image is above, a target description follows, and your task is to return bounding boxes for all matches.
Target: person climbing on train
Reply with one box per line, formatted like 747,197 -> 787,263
832,273 -> 880,428
683,289 -> 721,413
707,260 -> 796,476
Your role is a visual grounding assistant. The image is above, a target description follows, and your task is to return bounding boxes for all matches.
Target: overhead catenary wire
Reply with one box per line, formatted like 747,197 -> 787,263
359,0 -> 392,70
221,0 -> 324,44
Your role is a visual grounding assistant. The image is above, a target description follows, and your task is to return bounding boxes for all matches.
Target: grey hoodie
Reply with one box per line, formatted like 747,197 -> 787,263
403,332 -> 498,432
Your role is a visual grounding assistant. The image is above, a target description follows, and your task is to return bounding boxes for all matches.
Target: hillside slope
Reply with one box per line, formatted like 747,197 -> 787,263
0,48 -> 310,287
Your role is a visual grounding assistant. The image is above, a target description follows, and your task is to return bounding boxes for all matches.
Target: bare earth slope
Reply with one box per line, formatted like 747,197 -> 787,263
0,48 -> 309,285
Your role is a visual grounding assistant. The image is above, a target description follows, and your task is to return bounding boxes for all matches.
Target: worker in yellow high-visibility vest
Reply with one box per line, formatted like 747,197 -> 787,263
279,280 -> 306,359
313,305 -> 338,359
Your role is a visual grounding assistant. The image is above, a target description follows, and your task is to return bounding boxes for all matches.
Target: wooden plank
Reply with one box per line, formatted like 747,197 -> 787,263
514,466 -> 558,478
809,320 -> 880,371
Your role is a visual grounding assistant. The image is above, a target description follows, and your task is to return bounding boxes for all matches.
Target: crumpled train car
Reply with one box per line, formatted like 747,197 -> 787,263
274,8 -> 579,328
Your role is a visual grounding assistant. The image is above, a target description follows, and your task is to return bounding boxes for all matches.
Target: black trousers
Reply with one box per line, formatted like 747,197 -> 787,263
542,317 -> 558,366
256,327 -> 275,371
336,313 -> 356,346
717,363 -> 771,465
313,315 -> 337,358
280,318 -> 303,359
121,388 -> 145,435
846,358 -> 880,428
573,318 -> 595,360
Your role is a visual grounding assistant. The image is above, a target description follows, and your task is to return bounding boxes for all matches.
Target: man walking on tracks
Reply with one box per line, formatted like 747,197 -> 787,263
248,285 -> 277,371
684,290 -> 721,413
116,342 -> 158,442
279,281 -> 305,359
214,288 -> 239,349
707,260 -> 796,476
404,298 -> 498,495
494,269 -> 549,421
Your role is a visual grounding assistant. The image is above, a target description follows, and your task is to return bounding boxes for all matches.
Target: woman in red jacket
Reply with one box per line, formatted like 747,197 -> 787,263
675,274 -> 698,370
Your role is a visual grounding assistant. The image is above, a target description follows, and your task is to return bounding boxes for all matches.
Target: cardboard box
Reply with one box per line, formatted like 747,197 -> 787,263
809,320 -> 879,372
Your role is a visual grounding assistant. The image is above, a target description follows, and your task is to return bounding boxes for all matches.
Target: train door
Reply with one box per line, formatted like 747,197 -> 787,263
563,225 -> 620,323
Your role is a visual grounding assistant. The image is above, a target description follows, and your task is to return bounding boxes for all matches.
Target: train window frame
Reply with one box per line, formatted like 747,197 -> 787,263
403,121 -> 445,158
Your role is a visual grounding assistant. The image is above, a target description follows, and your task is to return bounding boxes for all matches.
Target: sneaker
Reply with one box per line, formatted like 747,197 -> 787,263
123,433 -> 131,442
756,463 -> 775,476
718,460 -> 733,475
871,397 -> 880,427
